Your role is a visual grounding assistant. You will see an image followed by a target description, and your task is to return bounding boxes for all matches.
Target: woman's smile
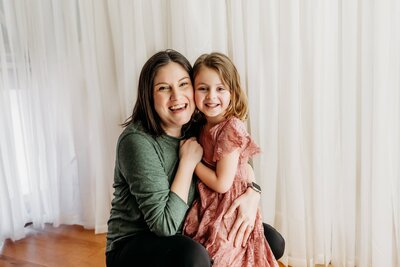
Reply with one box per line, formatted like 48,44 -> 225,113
153,62 -> 195,136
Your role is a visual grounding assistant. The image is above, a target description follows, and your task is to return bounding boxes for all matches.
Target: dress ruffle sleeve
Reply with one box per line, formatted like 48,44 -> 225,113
211,117 -> 261,162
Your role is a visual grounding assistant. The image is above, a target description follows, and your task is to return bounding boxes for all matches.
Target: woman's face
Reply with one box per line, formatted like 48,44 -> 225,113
153,62 -> 195,137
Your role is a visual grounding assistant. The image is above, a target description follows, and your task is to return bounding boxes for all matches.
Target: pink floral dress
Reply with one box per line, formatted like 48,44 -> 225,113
183,117 -> 278,267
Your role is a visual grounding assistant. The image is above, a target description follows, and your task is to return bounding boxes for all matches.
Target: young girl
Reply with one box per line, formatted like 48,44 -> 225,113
183,53 -> 279,267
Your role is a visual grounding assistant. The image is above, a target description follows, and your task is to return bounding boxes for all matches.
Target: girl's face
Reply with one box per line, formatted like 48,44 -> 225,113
194,67 -> 231,125
153,62 -> 195,137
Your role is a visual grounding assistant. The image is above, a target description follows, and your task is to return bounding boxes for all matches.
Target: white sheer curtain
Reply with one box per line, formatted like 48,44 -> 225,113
0,0 -> 120,245
1,1 -> 399,266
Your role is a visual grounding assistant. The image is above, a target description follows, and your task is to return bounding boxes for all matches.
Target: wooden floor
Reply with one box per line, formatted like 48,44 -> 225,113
0,224 -> 106,267
0,224 -> 287,267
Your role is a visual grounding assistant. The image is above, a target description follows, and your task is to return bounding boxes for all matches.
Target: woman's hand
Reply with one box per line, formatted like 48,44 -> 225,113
171,138 -> 203,203
179,137 -> 203,166
224,187 -> 260,247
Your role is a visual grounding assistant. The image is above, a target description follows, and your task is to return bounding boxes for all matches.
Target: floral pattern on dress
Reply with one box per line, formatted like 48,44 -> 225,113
184,117 -> 278,267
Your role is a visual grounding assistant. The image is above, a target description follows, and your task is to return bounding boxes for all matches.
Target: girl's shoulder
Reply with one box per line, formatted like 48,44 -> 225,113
215,117 -> 247,134
225,116 -> 246,129
209,117 -> 249,142
211,117 -> 260,161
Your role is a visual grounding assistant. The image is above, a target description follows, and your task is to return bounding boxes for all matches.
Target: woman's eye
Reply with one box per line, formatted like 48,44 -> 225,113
158,86 -> 169,91
180,82 -> 188,87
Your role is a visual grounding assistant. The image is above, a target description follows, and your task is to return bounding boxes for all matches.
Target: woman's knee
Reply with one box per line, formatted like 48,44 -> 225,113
263,223 -> 285,260
169,235 -> 211,267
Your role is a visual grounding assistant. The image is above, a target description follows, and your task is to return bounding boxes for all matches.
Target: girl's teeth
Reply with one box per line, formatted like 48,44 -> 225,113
206,103 -> 218,107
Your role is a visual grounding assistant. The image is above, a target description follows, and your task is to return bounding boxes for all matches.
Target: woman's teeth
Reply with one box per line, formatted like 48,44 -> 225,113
169,103 -> 187,111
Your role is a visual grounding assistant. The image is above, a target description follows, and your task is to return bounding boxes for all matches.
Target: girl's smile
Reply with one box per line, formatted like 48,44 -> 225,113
194,67 -> 231,125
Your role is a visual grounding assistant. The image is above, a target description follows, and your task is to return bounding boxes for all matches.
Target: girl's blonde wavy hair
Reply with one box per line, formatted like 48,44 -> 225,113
193,52 -> 248,121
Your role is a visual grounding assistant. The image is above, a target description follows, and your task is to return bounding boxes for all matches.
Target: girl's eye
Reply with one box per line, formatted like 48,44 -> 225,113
196,87 -> 207,91
217,87 -> 226,91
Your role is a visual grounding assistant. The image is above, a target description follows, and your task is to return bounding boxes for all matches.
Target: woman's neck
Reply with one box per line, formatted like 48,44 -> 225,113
163,127 -> 182,138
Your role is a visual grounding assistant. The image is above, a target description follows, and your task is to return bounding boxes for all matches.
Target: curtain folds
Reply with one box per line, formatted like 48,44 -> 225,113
0,0 -> 121,239
1,1 -> 399,266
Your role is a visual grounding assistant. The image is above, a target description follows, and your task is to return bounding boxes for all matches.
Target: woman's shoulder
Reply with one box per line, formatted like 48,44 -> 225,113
118,122 -> 154,146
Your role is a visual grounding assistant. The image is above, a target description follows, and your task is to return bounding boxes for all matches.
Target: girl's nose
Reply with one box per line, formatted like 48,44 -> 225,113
206,89 -> 216,99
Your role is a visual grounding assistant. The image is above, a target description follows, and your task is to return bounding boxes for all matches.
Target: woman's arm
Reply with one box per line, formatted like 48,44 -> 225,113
170,137 -> 203,202
119,134 -> 202,236
246,163 -> 256,182
224,164 -> 261,247
194,149 -> 240,193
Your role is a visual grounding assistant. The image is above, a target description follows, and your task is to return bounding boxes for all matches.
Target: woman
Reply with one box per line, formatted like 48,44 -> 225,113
106,49 -> 284,267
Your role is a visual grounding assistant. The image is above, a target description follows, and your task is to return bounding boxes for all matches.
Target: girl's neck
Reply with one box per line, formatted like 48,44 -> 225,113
205,115 -> 228,129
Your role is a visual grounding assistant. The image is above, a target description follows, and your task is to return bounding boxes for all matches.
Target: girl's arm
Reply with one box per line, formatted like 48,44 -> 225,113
195,149 -> 240,193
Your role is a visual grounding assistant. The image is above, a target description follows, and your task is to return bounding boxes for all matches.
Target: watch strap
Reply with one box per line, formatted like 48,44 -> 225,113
247,182 -> 261,194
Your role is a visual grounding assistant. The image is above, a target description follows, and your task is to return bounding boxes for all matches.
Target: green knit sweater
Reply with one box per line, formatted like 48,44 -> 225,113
106,122 -> 197,252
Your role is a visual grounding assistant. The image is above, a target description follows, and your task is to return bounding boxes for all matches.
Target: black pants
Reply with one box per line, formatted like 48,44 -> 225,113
262,223 -> 285,260
106,223 -> 285,267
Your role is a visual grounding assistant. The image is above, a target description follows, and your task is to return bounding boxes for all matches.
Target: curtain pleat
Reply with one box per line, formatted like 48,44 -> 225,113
0,1 -> 399,266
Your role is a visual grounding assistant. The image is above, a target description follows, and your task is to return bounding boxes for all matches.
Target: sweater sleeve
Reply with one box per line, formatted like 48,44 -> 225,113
117,133 -> 189,236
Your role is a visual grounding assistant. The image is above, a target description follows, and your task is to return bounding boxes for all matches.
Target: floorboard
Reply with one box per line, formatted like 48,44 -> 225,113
1,224 -> 106,267
1,224 -> 289,267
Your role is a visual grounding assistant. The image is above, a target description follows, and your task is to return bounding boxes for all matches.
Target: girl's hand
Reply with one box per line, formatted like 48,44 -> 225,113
179,137 -> 203,165
224,187 -> 260,247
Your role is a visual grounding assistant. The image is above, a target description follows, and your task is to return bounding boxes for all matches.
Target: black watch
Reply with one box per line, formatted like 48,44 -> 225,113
247,182 -> 262,194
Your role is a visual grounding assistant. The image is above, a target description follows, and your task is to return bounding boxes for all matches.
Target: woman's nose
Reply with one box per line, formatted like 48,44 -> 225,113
170,87 -> 181,100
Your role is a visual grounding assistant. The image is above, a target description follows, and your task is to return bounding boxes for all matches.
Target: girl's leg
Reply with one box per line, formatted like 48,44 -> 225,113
106,233 -> 211,267
263,223 -> 285,260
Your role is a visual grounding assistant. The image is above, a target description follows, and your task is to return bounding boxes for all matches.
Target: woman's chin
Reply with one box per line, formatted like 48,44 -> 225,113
173,112 -> 194,126
178,116 -> 192,126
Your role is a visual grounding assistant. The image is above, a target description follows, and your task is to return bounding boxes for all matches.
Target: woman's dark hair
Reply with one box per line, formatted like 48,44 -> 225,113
122,49 -> 193,136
